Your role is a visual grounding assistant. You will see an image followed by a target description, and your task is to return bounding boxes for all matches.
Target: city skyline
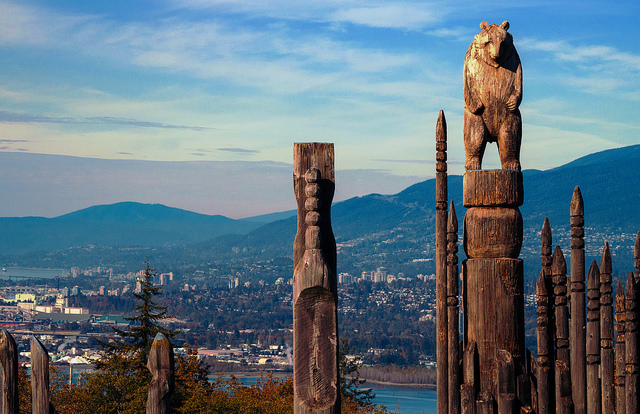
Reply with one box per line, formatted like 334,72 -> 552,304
1,1 -> 639,217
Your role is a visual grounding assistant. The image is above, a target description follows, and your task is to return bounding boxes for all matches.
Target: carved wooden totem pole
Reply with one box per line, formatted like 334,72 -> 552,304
437,20 -> 527,413
293,143 -> 339,414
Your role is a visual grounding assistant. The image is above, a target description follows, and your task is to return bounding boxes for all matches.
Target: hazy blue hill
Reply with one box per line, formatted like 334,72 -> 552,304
0,202 -> 265,255
186,144 -> 640,279
1,144 -> 639,278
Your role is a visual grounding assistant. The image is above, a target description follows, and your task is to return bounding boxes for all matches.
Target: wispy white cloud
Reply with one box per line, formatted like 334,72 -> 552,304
173,0 -> 447,31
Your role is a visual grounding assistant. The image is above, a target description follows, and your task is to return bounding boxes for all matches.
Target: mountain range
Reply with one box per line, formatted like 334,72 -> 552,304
1,144 -> 639,279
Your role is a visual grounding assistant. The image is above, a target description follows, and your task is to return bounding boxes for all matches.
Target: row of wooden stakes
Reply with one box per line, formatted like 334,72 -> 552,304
440,185 -> 640,414
0,329 -> 173,414
533,189 -> 640,414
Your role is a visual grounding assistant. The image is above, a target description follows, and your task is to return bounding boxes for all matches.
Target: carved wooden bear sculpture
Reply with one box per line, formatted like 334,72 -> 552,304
463,21 -> 522,171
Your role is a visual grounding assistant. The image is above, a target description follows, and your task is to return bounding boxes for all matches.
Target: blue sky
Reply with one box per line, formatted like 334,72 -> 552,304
0,0 -> 639,217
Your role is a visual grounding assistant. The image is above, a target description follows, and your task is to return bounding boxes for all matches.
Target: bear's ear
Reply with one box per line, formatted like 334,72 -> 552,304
500,21 -> 510,31
480,21 -> 489,31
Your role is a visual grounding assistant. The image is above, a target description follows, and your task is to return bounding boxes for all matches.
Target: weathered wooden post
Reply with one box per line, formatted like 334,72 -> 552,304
0,330 -> 18,414
460,20 -> 526,411
293,143 -> 339,414
552,246 -> 572,413
435,110 -> 449,414
30,336 -> 53,414
539,218 -> 554,414
615,281 -> 626,414
569,186 -> 586,414
585,261 -> 601,414
147,333 -> 174,414
447,201 -> 460,414
599,242 -> 614,414
535,270 -> 551,414
624,272 -> 638,414
635,231 -> 640,282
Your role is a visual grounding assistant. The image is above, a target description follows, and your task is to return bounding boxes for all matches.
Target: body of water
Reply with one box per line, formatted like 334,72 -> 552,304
0,266 -> 66,280
235,376 -> 436,414
369,384 -> 436,414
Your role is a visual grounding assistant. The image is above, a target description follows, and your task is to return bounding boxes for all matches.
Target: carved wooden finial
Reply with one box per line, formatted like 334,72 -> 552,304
537,269 -> 548,297
542,217 -> 552,248
552,246 -> 566,275
436,110 -> 447,174
541,217 -> 553,274
626,271 -> 636,298
600,242 -> 612,274
447,200 -> 457,234
570,186 -> 584,217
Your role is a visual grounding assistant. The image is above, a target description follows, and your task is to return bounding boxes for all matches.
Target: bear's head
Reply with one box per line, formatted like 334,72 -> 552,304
473,21 -> 513,68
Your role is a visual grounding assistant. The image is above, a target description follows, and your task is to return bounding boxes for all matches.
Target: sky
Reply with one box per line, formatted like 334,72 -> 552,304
0,0 -> 639,218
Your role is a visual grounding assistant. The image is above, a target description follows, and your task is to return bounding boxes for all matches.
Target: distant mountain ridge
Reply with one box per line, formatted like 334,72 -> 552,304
0,202 -> 269,255
1,144 -> 639,280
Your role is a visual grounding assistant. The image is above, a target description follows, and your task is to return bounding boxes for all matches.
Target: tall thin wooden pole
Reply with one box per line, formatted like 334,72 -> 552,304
552,246 -> 572,414
146,333 -> 174,414
0,329 -> 18,414
435,110 -> 449,414
293,143 -> 339,414
585,261 -> 601,414
536,270 -> 551,414
635,231 -> 640,282
599,242 -> 614,414
570,186 -> 586,414
540,217 -> 554,414
615,280 -> 626,414
30,336 -> 52,414
624,272 -> 638,414
447,201 -> 460,414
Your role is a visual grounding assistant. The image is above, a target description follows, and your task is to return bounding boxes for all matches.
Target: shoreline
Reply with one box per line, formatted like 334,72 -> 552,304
215,371 -> 436,390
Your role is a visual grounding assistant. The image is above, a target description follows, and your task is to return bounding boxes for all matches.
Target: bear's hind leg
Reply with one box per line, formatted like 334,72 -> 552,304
463,111 -> 487,171
497,113 -> 522,171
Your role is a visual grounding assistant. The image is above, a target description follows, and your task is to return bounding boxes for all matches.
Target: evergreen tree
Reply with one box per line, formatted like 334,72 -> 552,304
80,259 -> 179,414
97,259 -> 178,371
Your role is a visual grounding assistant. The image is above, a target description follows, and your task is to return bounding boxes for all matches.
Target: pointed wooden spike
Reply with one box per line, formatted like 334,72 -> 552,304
541,216 -> 552,247
436,110 -> 447,143
570,186 -> 584,216
552,245 -> 567,275
447,200 -> 457,233
587,260 -> 600,290
626,271 -> 636,296
600,241 -> 612,274
537,269 -> 548,296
